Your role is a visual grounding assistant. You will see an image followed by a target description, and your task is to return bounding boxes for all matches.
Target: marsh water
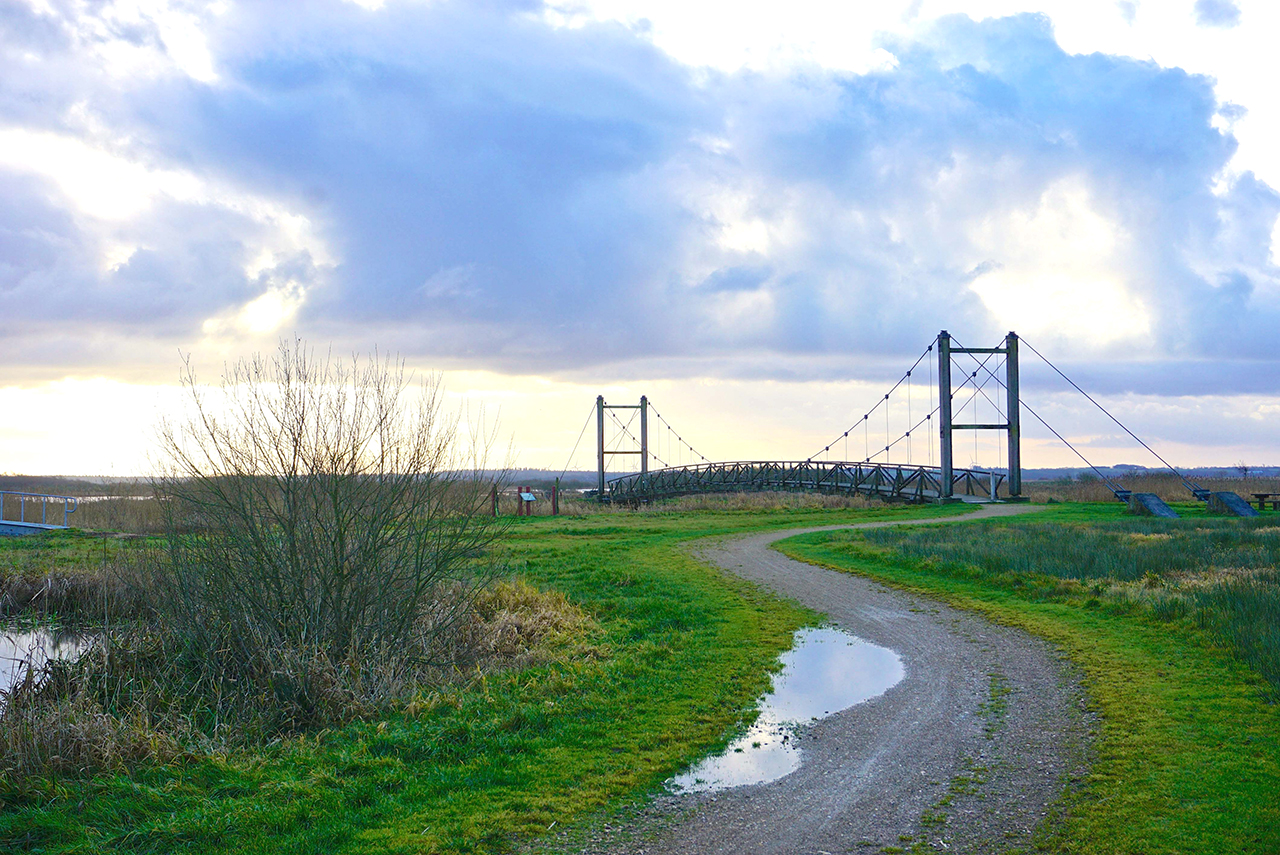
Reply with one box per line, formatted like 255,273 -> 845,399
0,628 -> 92,701
669,626 -> 903,793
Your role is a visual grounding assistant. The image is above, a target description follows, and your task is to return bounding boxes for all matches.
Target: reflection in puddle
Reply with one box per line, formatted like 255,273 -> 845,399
670,627 -> 903,794
1,628 -> 92,701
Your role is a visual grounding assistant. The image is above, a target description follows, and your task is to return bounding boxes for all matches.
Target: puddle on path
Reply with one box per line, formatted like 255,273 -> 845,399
669,626 -> 903,794
1,628 -> 92,700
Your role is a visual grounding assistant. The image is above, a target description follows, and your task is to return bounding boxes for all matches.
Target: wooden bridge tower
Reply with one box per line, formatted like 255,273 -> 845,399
937,330 -> 1022,499
596,395 -> 648,497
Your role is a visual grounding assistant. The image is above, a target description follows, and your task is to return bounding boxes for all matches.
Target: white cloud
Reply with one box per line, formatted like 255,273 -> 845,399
0,127 -> 203,220
0,125 -> 335,347
544,0 -> 914,73
968,178 -> 1151,347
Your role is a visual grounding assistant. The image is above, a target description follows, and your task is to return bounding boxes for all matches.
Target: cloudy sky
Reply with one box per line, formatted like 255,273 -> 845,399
1,0 -> 1277,475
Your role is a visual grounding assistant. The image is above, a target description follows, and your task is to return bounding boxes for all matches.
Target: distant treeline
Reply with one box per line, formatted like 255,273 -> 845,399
0,474 -> 150,496
1025,464 -> 1280,481
0,471 -> 606,496
6,464 -> 1277,496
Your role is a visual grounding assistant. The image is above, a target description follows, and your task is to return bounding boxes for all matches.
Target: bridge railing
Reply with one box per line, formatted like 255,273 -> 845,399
0,491 -> 79,529
603,460 -> 1005,504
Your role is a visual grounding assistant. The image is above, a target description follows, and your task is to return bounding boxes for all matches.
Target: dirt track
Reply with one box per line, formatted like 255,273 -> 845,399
549,504 -> 1093,855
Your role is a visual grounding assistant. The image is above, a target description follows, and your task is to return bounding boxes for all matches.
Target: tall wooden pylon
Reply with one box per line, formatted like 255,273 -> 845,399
937,331 -> 1022,500
596,396 -> 648,502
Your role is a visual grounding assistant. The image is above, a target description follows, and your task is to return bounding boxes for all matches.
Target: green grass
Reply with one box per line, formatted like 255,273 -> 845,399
0,528 -> 130,574
776,505 -> 1280,855
0,502 -> 967,853
855,509 -> 1280,695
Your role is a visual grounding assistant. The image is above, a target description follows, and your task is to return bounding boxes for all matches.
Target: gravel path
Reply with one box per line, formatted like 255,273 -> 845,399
542,504 -> 1093,855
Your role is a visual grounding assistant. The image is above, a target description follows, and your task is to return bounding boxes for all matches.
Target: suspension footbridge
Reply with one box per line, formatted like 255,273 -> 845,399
563,330 -> 1257,518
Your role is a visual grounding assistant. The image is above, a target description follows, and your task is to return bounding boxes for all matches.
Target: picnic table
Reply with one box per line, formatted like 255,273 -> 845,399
1251,493 -> 1280,511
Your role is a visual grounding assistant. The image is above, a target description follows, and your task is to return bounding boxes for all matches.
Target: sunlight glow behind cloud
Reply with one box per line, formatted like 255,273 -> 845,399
968,179 -> 1151,347
0,127 -> 203,220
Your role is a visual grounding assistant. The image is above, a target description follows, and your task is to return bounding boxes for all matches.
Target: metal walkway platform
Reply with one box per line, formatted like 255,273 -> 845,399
0,491 -> 78,536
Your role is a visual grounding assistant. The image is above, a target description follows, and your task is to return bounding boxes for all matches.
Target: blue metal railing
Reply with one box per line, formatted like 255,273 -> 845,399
0,491 -> 79,528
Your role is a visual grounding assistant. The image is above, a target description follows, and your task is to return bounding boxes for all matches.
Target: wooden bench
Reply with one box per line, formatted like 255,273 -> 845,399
1251,493 -> 1280,511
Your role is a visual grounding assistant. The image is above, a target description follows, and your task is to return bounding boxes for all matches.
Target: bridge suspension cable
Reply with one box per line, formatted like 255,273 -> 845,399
646,402 -> 709,468
812,337 -> 1014,469
570,396 -> 710,478
557,404 -> 598,482
955,346 -> 1126,495
951,335 -> 1203,498
864,347 -> 1004,465
606,408 -> 671,469
1018,338 -> 1203,496
809,338 -> 939,462
558,397 -> 685,482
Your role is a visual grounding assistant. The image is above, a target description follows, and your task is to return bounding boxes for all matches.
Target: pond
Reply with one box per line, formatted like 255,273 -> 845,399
669,626 -> 903,793
1,627 -> 93,702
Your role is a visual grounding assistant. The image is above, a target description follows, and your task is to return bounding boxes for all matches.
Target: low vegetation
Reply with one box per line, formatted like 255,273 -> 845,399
854,513 -> 1280,696
4,482 -> 1278,852
2,502 -> 968,852
0,577 -> 590,790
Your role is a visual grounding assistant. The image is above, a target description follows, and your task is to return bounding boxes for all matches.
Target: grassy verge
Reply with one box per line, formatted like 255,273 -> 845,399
0,530 -> 145,623
776,504 -> 1280,855
0,502 -> 967,853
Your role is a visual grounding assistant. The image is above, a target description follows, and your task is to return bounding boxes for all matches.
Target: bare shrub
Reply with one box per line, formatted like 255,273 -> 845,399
147,339 -> 507,723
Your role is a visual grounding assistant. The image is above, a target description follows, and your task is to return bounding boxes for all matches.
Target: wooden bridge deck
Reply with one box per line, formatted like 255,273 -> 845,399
602,460 -> 1006,504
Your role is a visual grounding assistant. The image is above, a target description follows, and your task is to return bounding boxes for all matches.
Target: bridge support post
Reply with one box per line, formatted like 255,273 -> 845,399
640,395 -> 648,479
1005,332 -> 1022,498
938,331 -> 953,498
597,395 -> 606,501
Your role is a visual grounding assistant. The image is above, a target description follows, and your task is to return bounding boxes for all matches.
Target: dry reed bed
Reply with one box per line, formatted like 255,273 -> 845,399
1023,473 -> 1280,504
0,559 -> 148,623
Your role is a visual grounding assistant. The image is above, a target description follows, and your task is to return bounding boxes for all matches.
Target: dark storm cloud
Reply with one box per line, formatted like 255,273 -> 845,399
0,1 -> 1277,394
